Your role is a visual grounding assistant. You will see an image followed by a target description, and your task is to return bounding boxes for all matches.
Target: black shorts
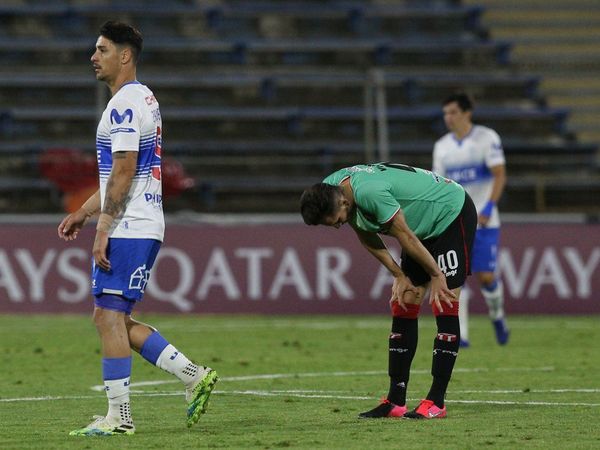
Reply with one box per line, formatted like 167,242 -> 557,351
400,192 -> 477,290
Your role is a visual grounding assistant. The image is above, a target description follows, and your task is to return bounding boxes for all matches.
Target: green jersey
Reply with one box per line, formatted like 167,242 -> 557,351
323,163 -> 465,239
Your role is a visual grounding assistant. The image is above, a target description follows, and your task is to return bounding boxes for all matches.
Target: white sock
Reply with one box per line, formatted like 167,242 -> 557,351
156,344 -> 207,387
482,281 -> 505,321
459,286 -> 470,341
105,377 -> 132,424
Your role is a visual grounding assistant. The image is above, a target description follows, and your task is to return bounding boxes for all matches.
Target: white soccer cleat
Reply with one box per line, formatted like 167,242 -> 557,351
69,415 -> 135,436
186,367 -> 219,427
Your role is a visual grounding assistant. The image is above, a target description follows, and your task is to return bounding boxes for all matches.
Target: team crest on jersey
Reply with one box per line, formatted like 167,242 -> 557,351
110,108 -> 133,124
129,264 -> 151,293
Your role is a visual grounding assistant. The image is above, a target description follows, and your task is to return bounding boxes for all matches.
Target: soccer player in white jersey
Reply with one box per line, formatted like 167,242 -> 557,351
58,21 -> 218,436
433,93 -> 509,347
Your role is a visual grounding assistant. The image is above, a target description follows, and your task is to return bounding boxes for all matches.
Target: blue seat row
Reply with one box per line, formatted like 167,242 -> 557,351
0,35 -> 510,66
0,104 -> 569,141
0,71 -> 541,113
0,2 -> 480,40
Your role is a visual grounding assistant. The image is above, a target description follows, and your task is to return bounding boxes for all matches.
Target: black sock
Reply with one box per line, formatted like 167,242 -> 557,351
387,317 -> 418,406
426,315 -> 460,408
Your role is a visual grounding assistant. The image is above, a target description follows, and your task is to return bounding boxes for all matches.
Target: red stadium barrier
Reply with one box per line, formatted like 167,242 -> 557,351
0,222 -> 598,314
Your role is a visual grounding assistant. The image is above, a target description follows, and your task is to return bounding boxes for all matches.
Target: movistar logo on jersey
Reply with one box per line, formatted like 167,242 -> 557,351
110,108 -> 133,124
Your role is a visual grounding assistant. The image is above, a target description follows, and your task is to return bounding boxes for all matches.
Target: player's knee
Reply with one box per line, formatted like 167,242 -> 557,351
432,300 -> 459,317
92,307 -> 112,332
124,314 -> 135,328
391,302 -> 421,318
124,315 -> 146,331
93,301 -> 125,332
399,287 -> 426,306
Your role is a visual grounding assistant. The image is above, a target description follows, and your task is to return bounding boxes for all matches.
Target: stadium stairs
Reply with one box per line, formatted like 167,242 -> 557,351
465,0 -> 600,213
0,0 -> 596,214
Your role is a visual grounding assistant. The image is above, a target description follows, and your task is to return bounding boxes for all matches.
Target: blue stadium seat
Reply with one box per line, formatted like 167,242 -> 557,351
0,0 -> 595,214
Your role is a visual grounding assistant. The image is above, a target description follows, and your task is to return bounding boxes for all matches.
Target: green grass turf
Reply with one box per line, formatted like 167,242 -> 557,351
1,314 -> 599,449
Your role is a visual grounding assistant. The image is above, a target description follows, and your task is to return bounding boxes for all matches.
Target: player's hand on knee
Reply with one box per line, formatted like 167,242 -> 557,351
428,275 -> 455,312
390,274 -> 417,311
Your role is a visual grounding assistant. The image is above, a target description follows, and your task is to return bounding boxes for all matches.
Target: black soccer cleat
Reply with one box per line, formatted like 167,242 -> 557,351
358,398 -> 407,418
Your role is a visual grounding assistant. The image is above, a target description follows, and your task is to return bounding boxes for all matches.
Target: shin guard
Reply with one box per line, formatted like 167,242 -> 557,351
427,302 -> 460,407
387,305 -> 420,406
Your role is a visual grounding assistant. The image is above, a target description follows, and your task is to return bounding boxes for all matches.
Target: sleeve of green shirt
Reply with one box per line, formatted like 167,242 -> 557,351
355,181 -> 401,227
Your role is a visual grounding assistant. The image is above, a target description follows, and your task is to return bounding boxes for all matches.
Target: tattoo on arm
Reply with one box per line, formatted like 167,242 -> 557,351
102,151 -> 135,217
102,185 -> 131,217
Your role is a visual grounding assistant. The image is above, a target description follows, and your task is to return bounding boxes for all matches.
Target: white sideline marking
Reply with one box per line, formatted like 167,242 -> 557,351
454,389 -> 600,394
219,391 -> 600,407
3,390 -> 600,407
447,399 -> 600,407
88,366 -> 556,391
0,366 -> 577,404
218,390 -> 373,400
1,395 -> 99,403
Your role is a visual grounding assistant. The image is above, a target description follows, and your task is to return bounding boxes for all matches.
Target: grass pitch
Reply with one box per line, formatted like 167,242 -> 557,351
1,314 -> 599,449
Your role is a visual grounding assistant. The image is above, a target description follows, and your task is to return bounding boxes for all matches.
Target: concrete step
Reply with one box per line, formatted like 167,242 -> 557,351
464,0 -> 600,10
513,43 -> 600,55
542,77 -> 600,92
492,29 -> 600,44
577,130 -> 600,143
485,10 -> 600,25
510,44 -> 600,69
567,111 -> 600,127
549,96 -> 600,109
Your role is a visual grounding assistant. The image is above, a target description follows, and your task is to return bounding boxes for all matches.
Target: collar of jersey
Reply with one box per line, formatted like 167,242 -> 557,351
116,80 -> 141,92
452,124 -> 475,146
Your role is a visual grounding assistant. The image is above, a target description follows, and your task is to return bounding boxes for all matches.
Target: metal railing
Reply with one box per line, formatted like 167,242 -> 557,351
363,68 -> 389,163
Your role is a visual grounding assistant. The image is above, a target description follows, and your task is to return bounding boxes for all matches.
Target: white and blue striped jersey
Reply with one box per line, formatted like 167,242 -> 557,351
433,124 -> 505,228
96,81 -> 164,241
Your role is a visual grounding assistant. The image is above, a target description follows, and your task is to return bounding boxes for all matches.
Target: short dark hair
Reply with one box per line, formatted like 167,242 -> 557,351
443,93 -> 474,112
99,21 -> 143,62
300,183 -> 342,225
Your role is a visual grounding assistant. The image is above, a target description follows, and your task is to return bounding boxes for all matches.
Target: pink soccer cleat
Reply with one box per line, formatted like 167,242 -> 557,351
403,399 -> 447,419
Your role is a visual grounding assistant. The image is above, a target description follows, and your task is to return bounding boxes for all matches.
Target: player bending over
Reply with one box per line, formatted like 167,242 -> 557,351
301,162 -> 476,419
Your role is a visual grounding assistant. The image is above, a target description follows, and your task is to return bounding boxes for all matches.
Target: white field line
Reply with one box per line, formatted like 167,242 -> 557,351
447,399 -> 600,407
87,366 -> 556,391
3,390 -> 600,407
453,389 -> 600,394
0,366 -> 590,405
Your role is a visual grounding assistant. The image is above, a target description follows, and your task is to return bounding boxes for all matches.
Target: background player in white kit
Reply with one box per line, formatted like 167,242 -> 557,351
433,93 -> 509,347
58,21 -> 218,436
